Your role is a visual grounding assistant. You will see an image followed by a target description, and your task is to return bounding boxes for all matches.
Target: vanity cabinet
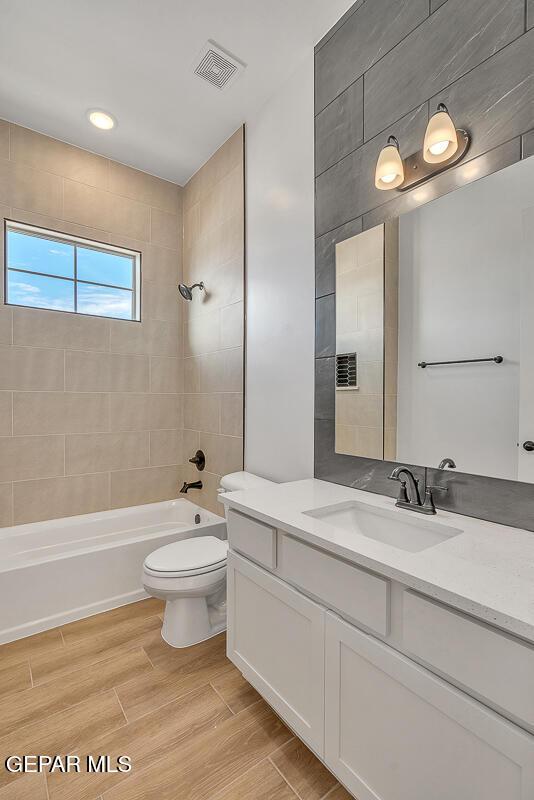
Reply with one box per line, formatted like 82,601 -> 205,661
226,551 -> 325,755
325,612 -> 534,800
225,508 -> 534,800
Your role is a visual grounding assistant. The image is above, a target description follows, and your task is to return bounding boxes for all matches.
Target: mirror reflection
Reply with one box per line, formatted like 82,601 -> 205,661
335,156 -> 534,483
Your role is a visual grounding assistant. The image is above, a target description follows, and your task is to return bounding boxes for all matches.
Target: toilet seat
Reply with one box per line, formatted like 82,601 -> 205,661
143,536 -> 228,578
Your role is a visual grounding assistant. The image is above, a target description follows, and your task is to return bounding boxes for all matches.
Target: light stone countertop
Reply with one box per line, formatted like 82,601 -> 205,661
221,478 -> 534,643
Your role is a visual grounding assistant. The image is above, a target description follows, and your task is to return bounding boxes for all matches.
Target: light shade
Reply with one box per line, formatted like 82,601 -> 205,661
375,136 -> 404,190
423,104 -> 458,163
87,109 -> 116,131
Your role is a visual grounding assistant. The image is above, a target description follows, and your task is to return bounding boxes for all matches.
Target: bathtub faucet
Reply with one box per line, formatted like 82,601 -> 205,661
180,480 -> 203,493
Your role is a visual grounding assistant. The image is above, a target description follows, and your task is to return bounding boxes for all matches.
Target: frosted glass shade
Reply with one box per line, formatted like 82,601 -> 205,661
375,143 -> 404,190
423,109 -> 458,163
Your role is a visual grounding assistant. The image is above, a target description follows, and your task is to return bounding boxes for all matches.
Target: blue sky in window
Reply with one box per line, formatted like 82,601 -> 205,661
77,283 -> 133,319
7,272 -> 74,311
77,248 -> 133,288
7,230 -> 74,278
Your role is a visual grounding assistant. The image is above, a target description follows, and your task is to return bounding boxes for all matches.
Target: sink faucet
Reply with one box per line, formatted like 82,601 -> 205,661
388,466 -> 447,515
438,457 -> 456,470
180,480 -> 203,493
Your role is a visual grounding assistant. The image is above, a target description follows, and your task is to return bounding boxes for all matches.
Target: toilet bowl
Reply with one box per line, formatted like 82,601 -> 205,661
143,471 -> 275,648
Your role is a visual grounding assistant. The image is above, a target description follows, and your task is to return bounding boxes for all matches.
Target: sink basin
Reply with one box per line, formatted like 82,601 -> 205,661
303,501 -> 462,552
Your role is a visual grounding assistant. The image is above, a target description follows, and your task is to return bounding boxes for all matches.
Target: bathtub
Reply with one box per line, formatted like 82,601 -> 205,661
0,499 -> 226,644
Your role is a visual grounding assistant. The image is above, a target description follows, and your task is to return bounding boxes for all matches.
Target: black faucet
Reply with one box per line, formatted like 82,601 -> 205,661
388,466 -> 447,515
180,480 -> 203,493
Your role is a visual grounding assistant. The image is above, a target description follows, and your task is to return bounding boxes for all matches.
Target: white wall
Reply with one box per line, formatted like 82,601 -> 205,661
244,55 -> 315,481
397,158 -> 534,481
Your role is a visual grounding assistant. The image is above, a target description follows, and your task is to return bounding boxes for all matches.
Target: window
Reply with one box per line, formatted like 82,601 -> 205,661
4,221 -> 141,321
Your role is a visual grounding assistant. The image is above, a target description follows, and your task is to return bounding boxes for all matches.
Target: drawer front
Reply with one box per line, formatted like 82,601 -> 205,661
278,533 -> 389,636
403,590 -> 534,731
325,611 -> 534,800
227,508 -> 277,570
227,551 -> 325,756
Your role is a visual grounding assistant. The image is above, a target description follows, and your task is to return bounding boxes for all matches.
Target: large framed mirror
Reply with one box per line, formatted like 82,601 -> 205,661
335,155 -> 534,483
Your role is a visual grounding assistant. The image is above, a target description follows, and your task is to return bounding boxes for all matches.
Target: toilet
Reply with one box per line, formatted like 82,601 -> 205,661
142,471 -> 274,648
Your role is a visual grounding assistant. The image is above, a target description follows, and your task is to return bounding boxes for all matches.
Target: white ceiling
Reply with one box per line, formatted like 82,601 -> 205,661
0,0 -> 353,185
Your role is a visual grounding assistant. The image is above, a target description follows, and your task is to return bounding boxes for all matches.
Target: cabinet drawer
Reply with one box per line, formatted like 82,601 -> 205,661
325,611 -> 534,800
403,590 -> 534,731
227,508 -> 277,570
278,533 -> 389,636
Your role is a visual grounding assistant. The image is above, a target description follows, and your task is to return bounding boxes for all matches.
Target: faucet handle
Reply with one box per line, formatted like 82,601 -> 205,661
422,484 -> 448,514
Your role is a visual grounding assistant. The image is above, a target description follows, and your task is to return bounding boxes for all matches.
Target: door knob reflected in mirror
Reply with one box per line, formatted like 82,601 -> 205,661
523,441 -> 534,452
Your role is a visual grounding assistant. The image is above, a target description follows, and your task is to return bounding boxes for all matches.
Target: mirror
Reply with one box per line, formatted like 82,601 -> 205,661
335,155 -> 534,483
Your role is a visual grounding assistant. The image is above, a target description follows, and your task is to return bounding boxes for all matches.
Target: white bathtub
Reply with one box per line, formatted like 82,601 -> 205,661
0,499 -> 226,644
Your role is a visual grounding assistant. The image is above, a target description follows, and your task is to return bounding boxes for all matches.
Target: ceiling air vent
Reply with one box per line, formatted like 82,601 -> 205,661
336,353 -> 358,390
193,41 -> 246,91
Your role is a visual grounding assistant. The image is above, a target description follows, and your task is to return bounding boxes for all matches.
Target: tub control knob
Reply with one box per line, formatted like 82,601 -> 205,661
189,450 -> 206,471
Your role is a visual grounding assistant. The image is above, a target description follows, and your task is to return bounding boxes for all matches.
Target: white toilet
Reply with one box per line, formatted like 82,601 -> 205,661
142,471 -> 274,648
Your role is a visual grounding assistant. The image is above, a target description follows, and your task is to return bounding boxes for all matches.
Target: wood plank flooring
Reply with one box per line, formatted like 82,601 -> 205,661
0,599 -> 352,800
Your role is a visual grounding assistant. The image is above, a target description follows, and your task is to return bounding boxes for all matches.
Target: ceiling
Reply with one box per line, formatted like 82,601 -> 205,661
0,0 -> 353,185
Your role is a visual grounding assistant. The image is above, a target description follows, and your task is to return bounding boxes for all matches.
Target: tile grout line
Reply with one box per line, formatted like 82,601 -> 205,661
209,681 -> 235,715
268,754 -> 304,800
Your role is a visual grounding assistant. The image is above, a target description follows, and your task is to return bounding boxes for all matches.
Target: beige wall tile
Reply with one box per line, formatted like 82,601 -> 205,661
149,429 -> 183,467
65,351 -> 149,393
182,429 -> 200,460
108,162 -> 181,214
150,208 -> 181,250
109,393 -> 181,432
110,318 -> 180,357
0,435 -> 64,481
13,308 -> 110,351
221,347 -> 243,393
0,346 -> 64,390
184,309 -> 220,356
0,159 -> 62,217
150,356 -> 183,393
110,465 -> 182,509
199,432 -> 243,476
357,362 -> 384,395
182,466 -> 224,515
0,391 -> 12,436
13,392 -> 109,435
63,180 -> 150,241
220,394 -> 243,437
142,244 -> 182,285
65,432 -> 149,475
336,392 -> 383,428
358,426 -> 384,459
357,291 -> 383,331
13,473 -> 110,525
183,356 -> 200,394
10,125 -> 109,189
220,302 -> 243,349
184,394 -> 220,433
0,306 -> 12,344
199,165 -> 243,232
143,282 -> 180,323
0,119 -> 9,160
7,208 -> 112,246
0,482 -> 13,526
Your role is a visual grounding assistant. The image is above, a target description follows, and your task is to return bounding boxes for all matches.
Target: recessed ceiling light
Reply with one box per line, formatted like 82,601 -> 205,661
87,109 -> 116,130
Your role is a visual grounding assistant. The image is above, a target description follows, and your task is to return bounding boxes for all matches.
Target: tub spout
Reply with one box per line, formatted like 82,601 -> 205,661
180,480 -> 203,493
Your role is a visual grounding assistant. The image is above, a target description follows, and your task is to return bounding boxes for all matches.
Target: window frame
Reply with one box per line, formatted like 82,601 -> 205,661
3,219 -> 142,322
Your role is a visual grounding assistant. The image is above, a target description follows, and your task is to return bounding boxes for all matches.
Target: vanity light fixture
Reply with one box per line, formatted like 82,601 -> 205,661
374,136 -> 404,190
87,109 -> 116,130
375,103 -> 470,192
423,103 -> 458,163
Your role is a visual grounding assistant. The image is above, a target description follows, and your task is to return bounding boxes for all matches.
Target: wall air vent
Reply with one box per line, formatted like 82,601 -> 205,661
336,353 -> 358,390
193,41 -> 246,91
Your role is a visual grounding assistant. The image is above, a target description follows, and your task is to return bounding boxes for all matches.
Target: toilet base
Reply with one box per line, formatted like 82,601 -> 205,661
161,591 -> 227,649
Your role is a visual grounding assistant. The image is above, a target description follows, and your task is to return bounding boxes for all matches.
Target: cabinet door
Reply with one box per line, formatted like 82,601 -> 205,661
227,551 -> 325,755
325,611 -> 534,800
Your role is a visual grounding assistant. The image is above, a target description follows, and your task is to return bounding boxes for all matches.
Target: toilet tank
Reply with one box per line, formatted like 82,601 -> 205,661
218,471 -> 276,495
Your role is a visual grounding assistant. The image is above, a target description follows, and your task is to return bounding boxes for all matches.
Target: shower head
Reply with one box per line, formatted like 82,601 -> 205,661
178,281 -> 204,301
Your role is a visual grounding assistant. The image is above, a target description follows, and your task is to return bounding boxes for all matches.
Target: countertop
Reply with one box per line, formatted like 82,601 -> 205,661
221,478 -> 534,643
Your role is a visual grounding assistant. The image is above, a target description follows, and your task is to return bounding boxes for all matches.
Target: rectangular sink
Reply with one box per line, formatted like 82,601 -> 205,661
303,501 -> 462,552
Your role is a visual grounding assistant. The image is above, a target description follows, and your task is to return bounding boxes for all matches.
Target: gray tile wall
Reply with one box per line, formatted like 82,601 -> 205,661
314,0 -> 534,530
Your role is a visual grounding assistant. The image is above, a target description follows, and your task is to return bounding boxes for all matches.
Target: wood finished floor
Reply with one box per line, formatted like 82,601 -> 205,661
0,599 -> 352,800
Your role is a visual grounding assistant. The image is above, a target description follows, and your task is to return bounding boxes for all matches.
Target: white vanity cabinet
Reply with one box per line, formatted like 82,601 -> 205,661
225,507 -> 534,800
325,612 -> 534,800
226,551 -> 326,755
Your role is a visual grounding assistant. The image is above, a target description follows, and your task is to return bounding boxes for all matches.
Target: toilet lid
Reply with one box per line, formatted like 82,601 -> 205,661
144,536 -> 228,573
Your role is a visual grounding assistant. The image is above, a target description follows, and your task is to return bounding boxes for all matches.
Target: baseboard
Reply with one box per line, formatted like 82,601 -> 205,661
0,588 -> 150,645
